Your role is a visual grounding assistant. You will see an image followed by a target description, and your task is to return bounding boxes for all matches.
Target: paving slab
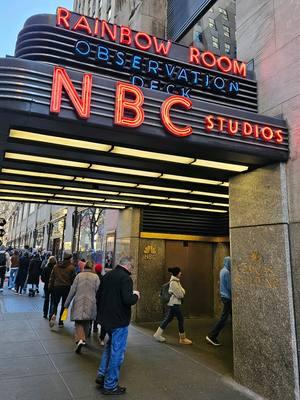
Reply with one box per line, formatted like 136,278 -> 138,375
0,287 -> 254,400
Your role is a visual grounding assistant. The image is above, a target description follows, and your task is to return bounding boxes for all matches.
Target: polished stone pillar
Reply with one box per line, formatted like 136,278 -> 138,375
230,164 -> 299,400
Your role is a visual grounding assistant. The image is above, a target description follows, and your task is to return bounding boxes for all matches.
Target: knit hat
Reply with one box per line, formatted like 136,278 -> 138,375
63,251 -> 72,260
95,263 -> 103,274
168,267 -> 181,276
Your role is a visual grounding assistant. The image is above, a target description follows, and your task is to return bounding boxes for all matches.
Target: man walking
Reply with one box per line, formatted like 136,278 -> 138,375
95,256 -> 140,395
0,245 -> 11,292
206,256 -> 232,346
48,251 -> 76,327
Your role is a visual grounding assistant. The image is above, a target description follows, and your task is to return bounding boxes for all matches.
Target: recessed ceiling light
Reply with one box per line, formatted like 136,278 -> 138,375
64,187 -> 119,195
191,159 -> 248,172
169,197 -> 211,205
48,200 -> 93,206
106,199 -> 149,206
0,189 -> 52,197
161,174 -> 221,185
9,130 -> 112,152
150,203 -> 189,209
191,190 -> 229,198
111,147 -> 194,164
2,169 -> 74,180
55,194 -> 105,201
5,153 -> 90,169
0,196 -> 47,202
0,180 -> 62,190
94,203 -> 125,209
75,177 -> 137,187
119,192 -> 168,200
137,184 -> 190,193
90,164 -> 161,178
190,207 -> 227,213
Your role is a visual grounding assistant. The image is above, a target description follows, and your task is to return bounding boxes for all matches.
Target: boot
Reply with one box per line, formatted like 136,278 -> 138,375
153,327 -> 166,343
179,333 -> 192,345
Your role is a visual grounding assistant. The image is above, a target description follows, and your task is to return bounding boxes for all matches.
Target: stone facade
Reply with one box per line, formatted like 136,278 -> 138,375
231,1 -> 300,398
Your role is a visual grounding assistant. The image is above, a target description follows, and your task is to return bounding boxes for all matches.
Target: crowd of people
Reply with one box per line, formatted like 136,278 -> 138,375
0,243 -> 232,395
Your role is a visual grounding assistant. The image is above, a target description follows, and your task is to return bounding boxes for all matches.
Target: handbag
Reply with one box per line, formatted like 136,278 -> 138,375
61,308 -> 68,321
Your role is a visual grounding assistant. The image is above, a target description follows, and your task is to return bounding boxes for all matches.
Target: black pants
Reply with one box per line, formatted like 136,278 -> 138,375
0,267 -> 6,289
160,305 -> 184,333
209,297 -> 232,339
50,286 -> 70,322
43,285 -> 51,317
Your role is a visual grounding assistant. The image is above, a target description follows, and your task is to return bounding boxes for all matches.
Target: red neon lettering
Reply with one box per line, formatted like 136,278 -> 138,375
114,82 -> 144,128
205,115 -> 214,132
153,38 -> 171,56
242,122 -> 253,136
217,56 -> 232,74
217,117 -> 226,131
134,32 -> 152,51
161,96 -> 193,137
275,130 -> 283,144
56,7 -> 71,29
189,47 -> 200,64
260,127 -> 274,142
233,60 -> 247,78
120,26 -> 132,45
254,125 -> 260,138
73,16 -> 92,35
227,119 -> 239,135
101,20 -> 117,41
50,67 -> 92,119
201,51 -> 216,68
94,18 -> 100,36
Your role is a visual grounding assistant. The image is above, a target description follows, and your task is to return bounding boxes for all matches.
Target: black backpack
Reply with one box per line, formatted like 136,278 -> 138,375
0,252 -> 6,267
160,281 -> 171,304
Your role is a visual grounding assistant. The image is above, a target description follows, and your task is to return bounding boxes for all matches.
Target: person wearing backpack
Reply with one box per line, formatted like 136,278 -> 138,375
0,245 -> 11,292
153,267 -> 192,345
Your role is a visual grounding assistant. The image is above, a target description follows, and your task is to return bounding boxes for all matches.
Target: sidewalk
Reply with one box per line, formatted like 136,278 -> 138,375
0,289 -> 254,400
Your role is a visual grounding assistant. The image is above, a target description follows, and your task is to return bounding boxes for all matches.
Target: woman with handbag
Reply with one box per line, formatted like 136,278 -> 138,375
64,261 -> 100,354
153,267 -> 192,345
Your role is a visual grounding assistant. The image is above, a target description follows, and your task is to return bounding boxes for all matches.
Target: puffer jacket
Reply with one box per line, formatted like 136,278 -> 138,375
168,275 -> 185,306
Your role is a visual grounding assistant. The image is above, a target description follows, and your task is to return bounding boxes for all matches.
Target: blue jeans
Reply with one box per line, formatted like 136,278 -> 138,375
8,268 -> 18,289
97,326 -> 129,390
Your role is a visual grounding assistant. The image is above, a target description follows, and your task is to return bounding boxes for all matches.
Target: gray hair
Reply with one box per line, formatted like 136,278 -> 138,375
119,256 -> 134,266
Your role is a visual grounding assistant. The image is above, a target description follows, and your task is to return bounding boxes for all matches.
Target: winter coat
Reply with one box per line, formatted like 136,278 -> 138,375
48,260 -> 76,291
15,255 -> 30,286
64,271 -> 100,321
27,258 -> 42,285
168,275 -> 185,306
41,261 -> 56,286
96,265 -> 138,331
10,254 -> 19,268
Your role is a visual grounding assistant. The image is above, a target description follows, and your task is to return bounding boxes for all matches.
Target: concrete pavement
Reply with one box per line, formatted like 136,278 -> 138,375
0,288 -> 257,400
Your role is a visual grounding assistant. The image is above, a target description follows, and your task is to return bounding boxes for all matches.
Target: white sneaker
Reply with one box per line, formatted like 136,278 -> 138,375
49,314 -> 56,328
75,340 -> 84,354
0,288 -> 3,292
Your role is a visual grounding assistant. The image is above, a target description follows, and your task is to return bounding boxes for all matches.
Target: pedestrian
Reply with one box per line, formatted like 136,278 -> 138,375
48,251 -> 76,328
27,253 -> 42,294
206,256 -> 232,346
15,251 -> 30,295
0,245 -> 11,292
93,263 -> 106,344
64,261 -> 100,354
95,256 -> 140,395
41,256 -> 57,319
8,250 -> 19,290
153,267 -> 192,345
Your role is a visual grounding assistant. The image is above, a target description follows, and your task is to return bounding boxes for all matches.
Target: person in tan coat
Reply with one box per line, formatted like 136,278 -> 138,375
154,267 -> 192,345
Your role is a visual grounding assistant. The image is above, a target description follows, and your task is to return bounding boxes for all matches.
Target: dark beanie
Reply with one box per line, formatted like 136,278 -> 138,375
168,267 -> 181,276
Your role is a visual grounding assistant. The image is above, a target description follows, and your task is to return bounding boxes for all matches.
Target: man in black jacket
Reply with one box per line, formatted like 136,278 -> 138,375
95,256 -> 140,395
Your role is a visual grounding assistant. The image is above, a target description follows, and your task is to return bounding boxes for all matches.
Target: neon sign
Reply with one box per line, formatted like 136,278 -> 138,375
55,7 -> 247,99
49,68 -> 282,145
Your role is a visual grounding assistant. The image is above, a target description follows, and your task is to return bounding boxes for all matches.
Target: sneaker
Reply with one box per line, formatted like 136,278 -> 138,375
43,315 -> 48,319
95,375 -> 104,388
58,321 -> 64,328
75,339 -> 84,354
102,386 -> 126,395
0,288 -> 3,292
206,336 -> 221,346
100,340 -> 105,346
49,314 -> 56,328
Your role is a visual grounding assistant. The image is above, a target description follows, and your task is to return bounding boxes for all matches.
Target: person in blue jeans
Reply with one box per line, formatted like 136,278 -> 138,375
206,256 -> 232,346
95,256 -> 140,395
